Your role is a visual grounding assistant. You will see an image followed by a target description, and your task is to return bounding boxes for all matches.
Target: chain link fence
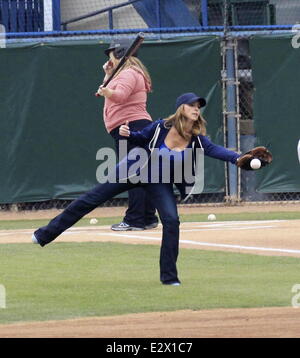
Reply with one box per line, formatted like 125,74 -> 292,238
0,198 -> 130,212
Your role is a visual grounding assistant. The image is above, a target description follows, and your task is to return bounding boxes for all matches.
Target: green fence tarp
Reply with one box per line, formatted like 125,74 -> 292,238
250,34 -> 300,193
0,37 -> 223,204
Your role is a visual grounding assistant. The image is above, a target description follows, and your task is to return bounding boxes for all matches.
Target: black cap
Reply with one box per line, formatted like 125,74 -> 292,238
104,38 -> 138,59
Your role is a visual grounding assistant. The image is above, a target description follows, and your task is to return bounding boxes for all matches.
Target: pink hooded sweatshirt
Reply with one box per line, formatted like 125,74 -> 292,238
103,67 -> 152,133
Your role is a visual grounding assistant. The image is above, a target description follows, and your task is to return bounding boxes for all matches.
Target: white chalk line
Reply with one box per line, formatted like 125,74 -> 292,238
97,232 -> 300,255
168,225 -> 275,232
181,220 -> 285,227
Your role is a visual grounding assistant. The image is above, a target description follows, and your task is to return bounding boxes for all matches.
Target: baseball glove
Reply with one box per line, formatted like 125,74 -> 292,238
236,146 -> 273,170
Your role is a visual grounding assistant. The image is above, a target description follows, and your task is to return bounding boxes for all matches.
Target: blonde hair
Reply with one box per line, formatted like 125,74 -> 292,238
114,56 -> 152,91
164,104 -> 207,140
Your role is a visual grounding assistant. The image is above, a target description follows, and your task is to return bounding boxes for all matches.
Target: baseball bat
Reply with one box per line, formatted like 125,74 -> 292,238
95,32 -> 145,97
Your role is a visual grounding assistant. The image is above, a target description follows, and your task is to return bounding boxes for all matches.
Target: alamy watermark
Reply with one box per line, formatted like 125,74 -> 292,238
0,284 -> 6,309
96,140 -> 205,196
291,284 -> 300,308
291,24 -> 300,49
0,24 -> 6,49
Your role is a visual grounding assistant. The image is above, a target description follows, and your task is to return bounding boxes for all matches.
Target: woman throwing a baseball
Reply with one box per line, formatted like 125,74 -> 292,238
32,92 -> 272,285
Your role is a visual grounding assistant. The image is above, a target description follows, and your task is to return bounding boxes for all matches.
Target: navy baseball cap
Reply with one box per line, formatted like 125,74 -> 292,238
175,92 -> 206,110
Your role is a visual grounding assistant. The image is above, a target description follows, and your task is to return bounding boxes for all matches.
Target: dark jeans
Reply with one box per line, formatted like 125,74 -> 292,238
110,119 -> 158,228
34,182 -> 180,284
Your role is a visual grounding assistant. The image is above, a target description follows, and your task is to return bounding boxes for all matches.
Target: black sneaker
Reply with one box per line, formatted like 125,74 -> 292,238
111,222 -> 144,231
145,222 -> 159,230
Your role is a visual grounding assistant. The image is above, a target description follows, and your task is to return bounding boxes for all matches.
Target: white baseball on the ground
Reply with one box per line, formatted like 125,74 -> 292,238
250,158 -> 261,170
297,139 -> 300,164
89,218 -> 98,224
207,214 -> 216,221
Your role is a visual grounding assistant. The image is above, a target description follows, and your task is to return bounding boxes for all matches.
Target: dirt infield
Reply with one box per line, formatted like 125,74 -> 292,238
1,203 -> 300,338
1,307 -> 300,338
2,219 -> 300,257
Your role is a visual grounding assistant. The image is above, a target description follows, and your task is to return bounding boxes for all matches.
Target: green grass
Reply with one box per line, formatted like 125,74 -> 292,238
0,242 -> 299,324
0,211 -> 299,324
0,211 -> 300,231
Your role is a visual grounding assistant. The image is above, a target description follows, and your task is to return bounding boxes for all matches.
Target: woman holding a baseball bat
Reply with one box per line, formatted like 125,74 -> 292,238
96,38 -> 158,232
33,92 -> 266,286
